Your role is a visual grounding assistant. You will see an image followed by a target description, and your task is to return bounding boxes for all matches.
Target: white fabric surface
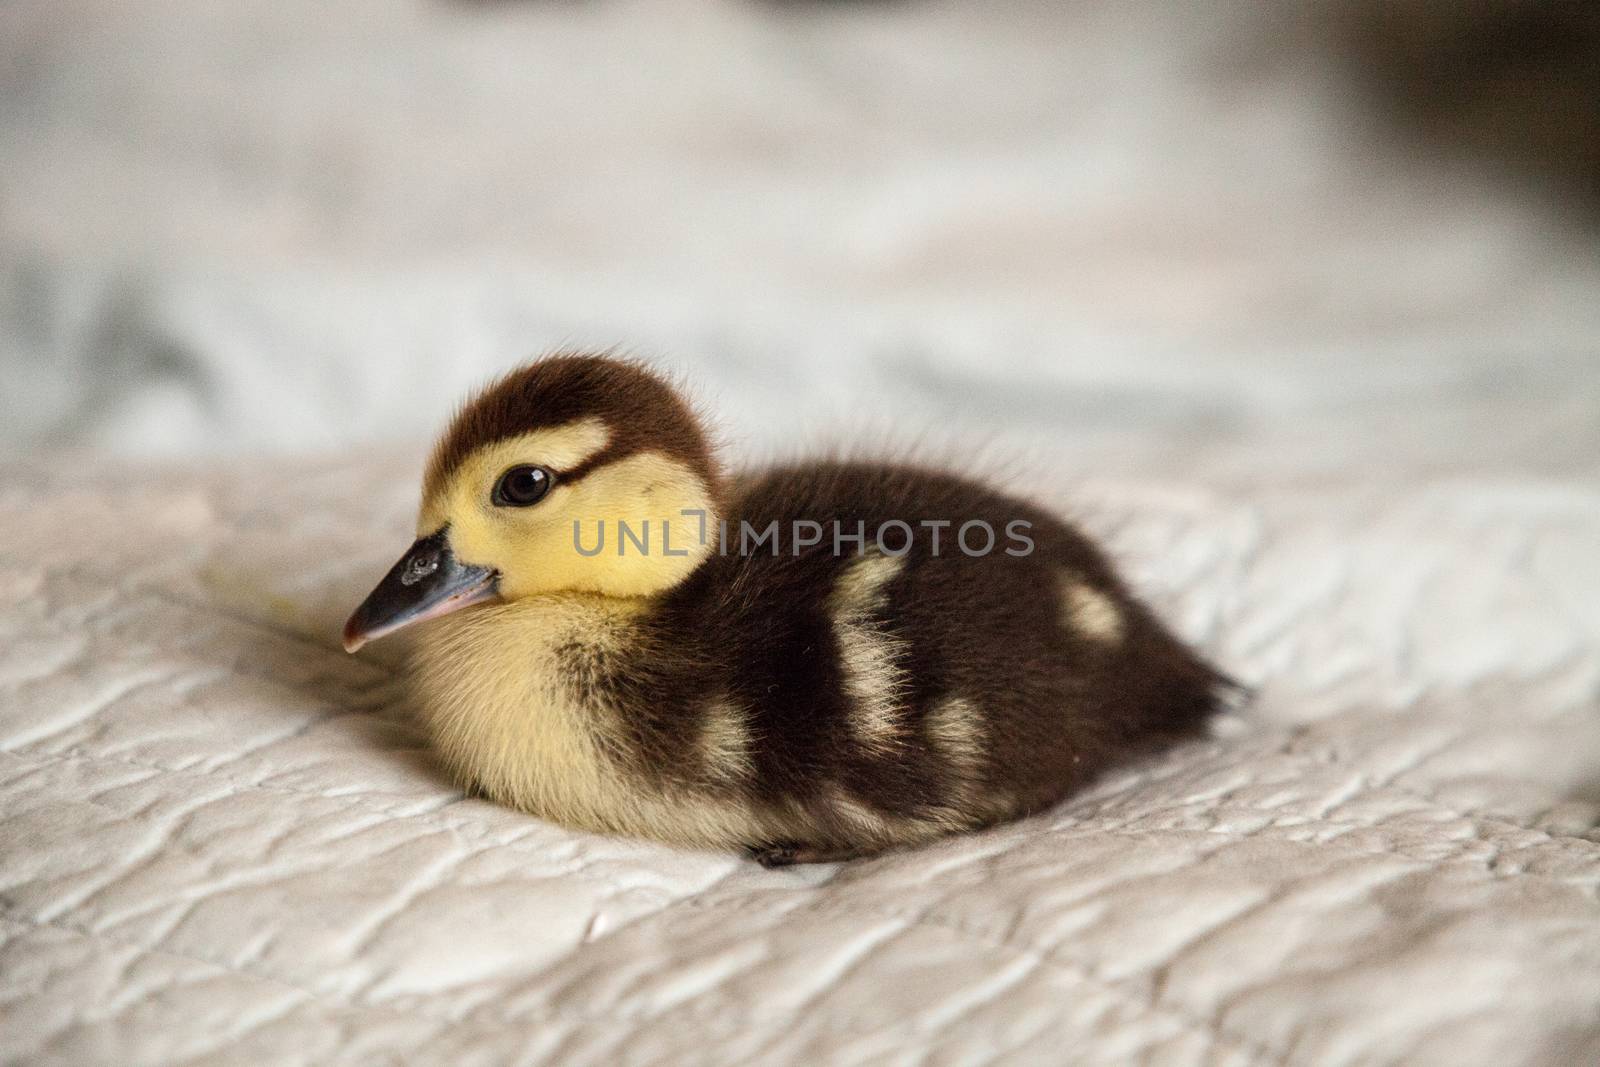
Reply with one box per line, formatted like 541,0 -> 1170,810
4,436 -> 1600,1065
4,1 -> 1600,1064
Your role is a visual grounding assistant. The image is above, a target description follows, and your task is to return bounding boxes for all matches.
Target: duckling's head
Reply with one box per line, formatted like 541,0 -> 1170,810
344,354 -> 722,651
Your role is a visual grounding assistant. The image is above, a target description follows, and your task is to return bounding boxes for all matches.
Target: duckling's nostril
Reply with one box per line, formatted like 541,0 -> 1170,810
401,551 -> 440,586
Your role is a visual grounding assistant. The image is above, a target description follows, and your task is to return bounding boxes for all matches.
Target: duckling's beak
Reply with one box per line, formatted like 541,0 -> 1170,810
342,529 -> 499,653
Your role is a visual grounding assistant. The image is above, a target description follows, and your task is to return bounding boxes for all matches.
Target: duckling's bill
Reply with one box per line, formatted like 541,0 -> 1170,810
343,528 -> 499,653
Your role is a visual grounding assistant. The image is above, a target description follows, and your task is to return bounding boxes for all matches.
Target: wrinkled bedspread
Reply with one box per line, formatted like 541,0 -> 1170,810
4,439 -> 1599,1066
5,0 -> 1600,1062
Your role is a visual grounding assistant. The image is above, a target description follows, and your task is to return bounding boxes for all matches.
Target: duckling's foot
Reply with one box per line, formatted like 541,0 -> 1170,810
746,842 -> 864,867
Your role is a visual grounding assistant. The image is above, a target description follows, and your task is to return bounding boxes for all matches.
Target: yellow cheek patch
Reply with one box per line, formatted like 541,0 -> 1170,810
506,450 -> 718,598
421,440 -> 719,600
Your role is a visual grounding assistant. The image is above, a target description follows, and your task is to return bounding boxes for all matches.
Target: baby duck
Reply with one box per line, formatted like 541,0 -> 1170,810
344,354 -> 1228,866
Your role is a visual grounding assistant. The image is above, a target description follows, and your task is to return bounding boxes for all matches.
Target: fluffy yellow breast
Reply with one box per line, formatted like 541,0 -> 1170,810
407,595 -> 769,849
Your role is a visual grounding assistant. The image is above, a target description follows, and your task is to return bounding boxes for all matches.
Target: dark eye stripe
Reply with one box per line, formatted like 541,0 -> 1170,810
493,465 -> 553,507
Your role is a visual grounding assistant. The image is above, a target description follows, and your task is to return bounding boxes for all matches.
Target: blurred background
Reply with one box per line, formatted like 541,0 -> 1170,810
2,0 -> 1597,482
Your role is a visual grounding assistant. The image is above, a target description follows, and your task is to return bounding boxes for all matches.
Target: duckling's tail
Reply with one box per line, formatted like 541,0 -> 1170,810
1143,641 -> 1245,745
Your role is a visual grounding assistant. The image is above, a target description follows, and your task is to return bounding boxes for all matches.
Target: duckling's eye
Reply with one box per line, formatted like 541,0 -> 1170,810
492,465 -> 553,507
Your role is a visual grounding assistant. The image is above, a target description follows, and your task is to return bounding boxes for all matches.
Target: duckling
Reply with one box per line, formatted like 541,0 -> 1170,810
344,353 -> 1229,866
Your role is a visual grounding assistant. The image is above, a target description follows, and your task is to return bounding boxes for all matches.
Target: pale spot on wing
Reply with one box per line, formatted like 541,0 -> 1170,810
832,552 -> 904,609
827,553 -> 908,754
699,697 -> 753,783
925,695 -> 986,773
1060,573 -> 1124,643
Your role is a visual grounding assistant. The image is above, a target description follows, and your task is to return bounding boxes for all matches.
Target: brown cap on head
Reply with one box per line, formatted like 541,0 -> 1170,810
423,353 -> 724,505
